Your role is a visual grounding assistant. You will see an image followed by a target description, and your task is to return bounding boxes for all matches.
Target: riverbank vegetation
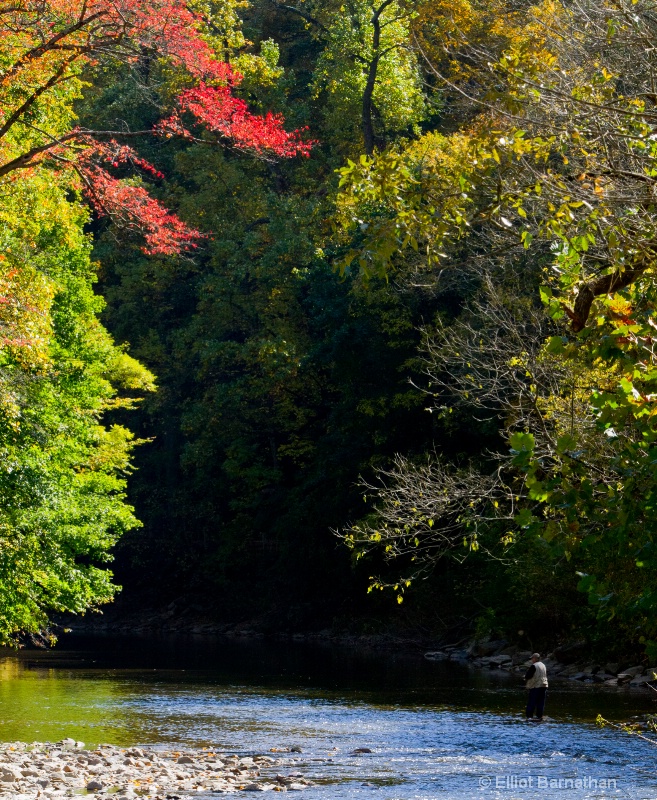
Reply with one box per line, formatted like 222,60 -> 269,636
4,0 -> 657,661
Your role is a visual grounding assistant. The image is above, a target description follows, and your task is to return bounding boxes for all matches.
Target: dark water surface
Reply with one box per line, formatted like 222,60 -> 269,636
1,635 -> 656,799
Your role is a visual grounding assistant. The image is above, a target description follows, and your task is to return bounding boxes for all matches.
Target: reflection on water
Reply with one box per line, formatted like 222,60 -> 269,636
0,635 -> 656,799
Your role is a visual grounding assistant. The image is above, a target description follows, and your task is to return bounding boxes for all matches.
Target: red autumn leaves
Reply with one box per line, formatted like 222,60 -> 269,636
157,81 -> 313,160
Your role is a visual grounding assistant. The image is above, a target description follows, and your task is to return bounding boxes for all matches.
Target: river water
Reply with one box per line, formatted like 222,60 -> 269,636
0,635 -> 656,800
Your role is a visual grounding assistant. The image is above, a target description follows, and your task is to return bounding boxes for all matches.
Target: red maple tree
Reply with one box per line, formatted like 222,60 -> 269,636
0,0 -> 312,254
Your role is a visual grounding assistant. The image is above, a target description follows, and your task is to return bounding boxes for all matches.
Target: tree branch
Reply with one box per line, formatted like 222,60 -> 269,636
0,61 -> 76,141
3,9 -> 107,82
569,262 -> 653,332
266,0 -> 327,32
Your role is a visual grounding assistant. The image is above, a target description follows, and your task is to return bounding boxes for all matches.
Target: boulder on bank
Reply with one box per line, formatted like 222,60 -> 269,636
629,673 -> 657,686
468,639 -> 507,657
488,654 -> 512,666
424,651 -> 448,661
620,665 -> 644,678
553,641 -> 588,664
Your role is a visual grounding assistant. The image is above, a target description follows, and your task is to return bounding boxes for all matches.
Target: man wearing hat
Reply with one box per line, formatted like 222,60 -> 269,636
524,653 -> 548,720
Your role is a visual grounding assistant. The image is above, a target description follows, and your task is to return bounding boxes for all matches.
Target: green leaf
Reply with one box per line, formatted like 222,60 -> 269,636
545,336 -> 566,355
509,431 -> 535,452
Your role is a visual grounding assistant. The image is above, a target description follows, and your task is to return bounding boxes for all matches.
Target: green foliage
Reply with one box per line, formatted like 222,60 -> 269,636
73,0 -> 441,618
311,0 -> 425,150
332,0 -> 657,652
13,0 -> 657,657
0,172 -> 153,643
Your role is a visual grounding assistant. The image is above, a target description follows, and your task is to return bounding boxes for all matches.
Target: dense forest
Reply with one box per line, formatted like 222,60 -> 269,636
3,0 -> 657,659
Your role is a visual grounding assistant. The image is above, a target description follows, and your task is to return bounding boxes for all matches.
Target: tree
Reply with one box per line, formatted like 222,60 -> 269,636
0,0 -> 314,641
0,166 -> 156,643
0,0 -> 311,255
267,0 -> 426,155
336,0 -> 657,653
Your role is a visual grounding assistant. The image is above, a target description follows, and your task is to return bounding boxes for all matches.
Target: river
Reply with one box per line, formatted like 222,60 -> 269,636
0,635 -> 656,799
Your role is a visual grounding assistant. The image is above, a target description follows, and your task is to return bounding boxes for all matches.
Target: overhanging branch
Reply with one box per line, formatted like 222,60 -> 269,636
568,262 -> 652,332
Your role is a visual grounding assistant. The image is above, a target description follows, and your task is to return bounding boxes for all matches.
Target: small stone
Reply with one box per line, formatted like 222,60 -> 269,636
176,756 -> 194,764
289,746 -> 302,754
243,784 -> 265,792
86,780 -> 105,791
286,784 -> 306,791
36,779 -> 50,788
352,748 -> 372,754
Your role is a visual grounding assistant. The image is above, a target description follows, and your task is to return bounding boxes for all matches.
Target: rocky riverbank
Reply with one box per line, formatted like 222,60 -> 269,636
54,606 -> 435,652
0,741 -> 314,799
424,640 -> 657,689
55,604 -> 657,692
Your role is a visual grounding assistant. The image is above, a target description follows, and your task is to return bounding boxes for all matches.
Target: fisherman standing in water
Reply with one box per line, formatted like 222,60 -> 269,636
525,653 -> 548,721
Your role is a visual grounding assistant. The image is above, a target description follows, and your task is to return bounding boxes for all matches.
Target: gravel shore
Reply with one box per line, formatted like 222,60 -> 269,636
0,741 -> 313,799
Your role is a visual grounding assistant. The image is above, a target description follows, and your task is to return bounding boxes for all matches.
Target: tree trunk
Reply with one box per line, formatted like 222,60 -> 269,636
362,0 -> 395,155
